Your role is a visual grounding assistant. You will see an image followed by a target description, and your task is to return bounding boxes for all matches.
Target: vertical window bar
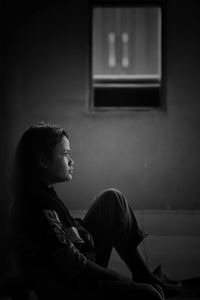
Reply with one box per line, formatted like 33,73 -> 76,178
121,32 -> 130,68
158,7 -> 162,80
108,32 -> 116,68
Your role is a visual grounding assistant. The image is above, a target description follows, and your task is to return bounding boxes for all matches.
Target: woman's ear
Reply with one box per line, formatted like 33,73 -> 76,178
39,156 -> 48,169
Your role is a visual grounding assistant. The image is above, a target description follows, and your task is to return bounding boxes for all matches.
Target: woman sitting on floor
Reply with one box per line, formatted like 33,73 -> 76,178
11,121 -> 181,300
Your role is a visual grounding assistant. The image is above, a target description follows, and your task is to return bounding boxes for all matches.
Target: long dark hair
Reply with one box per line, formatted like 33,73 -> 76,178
12,121 -> 68,201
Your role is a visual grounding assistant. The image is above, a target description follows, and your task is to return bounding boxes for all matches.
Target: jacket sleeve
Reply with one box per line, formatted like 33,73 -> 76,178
41,208 -> 87,278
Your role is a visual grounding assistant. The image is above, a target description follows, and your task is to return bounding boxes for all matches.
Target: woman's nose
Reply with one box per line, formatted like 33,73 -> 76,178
69,157 -> 74,166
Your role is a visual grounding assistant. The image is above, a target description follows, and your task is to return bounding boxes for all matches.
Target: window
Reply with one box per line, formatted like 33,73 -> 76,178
90,1 -> 164,110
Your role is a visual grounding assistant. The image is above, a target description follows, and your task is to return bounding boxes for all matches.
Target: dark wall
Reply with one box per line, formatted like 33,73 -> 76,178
3,0 -> 200,210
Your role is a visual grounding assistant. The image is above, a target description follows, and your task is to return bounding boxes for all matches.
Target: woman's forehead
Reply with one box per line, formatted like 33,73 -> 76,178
63,136 -> 70,150
54,136 -> 70,153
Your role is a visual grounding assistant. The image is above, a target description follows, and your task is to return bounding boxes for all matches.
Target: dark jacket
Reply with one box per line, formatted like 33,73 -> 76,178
11,183 -> 94,279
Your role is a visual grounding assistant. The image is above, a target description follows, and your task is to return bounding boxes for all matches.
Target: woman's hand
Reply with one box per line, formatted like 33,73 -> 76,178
74,219 -> 95,251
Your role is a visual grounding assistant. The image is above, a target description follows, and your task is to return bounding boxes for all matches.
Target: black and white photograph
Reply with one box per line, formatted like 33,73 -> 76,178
1,1 -> 200,299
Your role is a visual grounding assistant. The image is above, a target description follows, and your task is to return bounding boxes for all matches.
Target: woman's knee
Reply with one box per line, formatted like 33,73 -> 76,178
92,188 -> 130,216
98,188 -> 123,202
92,189 -> 133,225
84,188 -> 125,224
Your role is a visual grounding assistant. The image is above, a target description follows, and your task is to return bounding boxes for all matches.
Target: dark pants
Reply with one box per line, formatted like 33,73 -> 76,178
83,188 -> 146,267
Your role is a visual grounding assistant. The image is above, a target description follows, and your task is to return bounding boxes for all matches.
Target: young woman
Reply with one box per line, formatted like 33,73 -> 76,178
11,122 -> 180,300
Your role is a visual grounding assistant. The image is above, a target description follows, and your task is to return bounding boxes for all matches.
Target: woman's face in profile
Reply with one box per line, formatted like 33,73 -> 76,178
44,136 -> 74,185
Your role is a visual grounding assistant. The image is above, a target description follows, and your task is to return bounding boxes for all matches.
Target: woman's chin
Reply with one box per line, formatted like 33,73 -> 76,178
66,174 -> 73,181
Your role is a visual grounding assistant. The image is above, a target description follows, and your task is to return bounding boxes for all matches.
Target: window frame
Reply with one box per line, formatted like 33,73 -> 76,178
89,0 -> 166,112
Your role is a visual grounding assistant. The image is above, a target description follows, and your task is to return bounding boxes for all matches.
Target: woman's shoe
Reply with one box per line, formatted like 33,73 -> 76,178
153,264 -> 182,287
159,282 -> 182,297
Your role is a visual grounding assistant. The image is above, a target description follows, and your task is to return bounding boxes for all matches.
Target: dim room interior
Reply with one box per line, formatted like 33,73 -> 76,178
1,0 -> 200,299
